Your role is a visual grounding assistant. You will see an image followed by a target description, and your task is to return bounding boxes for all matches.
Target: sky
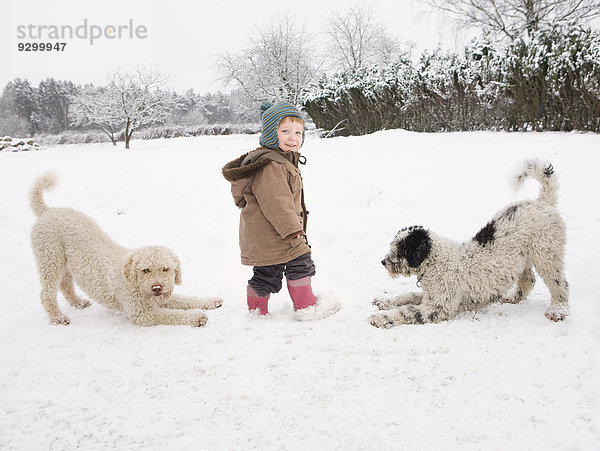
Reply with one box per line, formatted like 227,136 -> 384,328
1,0 -> 463,95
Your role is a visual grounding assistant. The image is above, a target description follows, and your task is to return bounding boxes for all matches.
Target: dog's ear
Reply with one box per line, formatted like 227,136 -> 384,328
404,228 -> 431,268
123,253 -> 139,287
172,253 -> 182,285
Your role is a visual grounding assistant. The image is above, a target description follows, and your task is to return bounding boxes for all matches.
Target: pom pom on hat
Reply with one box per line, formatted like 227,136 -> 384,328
260,102 -> 272,115
259,100 -> 304,150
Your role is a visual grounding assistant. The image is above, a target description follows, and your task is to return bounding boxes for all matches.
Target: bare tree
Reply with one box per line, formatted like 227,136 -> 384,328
107,66 -> 172,149
70,66 -> 172,148
323,2 -> 403,71
70,85 -> 121,145
418,0 -> 600,40
217,12 -> 319,111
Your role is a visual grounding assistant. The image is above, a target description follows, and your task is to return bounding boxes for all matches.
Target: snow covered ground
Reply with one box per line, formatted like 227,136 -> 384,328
1,130 -> 598,450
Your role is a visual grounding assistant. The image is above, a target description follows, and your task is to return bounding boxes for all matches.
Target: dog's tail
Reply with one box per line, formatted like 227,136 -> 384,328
512,159 -> 559,206
29,172 -> 58,217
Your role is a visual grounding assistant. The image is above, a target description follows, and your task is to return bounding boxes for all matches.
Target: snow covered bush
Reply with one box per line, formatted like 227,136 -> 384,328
303,24 -> 600,135
302,57 -> 416,135
496,23 -> 600,131
133,124 -> 260,140
34,124 -> 260,146
35,130 -> 112,146
303,51 -> 488,134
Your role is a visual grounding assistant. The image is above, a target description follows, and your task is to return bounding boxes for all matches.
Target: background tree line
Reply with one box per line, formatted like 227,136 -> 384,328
0,73 -> 246,145
1,0 -> 599,145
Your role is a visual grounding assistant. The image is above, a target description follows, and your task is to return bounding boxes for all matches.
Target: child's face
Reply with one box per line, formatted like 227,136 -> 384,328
277,117 -> 304,152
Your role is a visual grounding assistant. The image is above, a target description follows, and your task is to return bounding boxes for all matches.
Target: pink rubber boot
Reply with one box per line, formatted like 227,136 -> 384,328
287,276 -> 317,310
247,285 -> 270,315
287,276 -> 341,321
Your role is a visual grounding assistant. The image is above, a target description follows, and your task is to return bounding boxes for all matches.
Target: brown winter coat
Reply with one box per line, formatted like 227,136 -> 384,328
222,147 -> 311,266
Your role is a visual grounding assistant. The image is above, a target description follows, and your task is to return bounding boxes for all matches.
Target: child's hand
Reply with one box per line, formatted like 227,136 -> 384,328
284,231 -> 304,242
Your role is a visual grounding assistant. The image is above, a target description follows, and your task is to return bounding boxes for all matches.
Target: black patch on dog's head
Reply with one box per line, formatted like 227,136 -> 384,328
403,227 -> 432,268
474,220 -> 496,246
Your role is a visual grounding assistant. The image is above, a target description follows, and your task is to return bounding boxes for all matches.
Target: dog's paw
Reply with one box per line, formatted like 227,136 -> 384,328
500,297 -> 520,304
369,313 -> 395,328
545,310 -> 567,322
77,299 -> 92,309
51,315 -> 71,325
207,298 -> 223,310
372,298 -> 392,310
192,314 -> 208,327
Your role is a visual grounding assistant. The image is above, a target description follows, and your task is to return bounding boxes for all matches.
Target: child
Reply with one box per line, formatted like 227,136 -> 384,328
222,101 -> 340,320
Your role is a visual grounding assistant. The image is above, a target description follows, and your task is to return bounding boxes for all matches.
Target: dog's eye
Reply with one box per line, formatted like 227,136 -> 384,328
163,267 -> 169,272
142,268 -> 150,274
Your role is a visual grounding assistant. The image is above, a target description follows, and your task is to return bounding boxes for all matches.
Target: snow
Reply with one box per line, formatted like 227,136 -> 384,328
1,130 -> 599,449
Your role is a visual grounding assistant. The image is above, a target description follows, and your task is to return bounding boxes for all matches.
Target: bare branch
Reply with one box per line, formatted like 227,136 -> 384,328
216,10 -> 319,111
69,66 -> 172,148
323,1 -> 403,71
417,0 -> 600,40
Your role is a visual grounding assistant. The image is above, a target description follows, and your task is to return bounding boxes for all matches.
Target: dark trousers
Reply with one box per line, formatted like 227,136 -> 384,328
248,252 -> 316,297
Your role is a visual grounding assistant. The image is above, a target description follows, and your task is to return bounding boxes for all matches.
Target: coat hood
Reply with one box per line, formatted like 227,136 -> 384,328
222,147 -> 300,183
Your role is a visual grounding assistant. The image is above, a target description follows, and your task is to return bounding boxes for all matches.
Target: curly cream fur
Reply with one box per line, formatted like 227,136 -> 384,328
371,159 -> 568,327
30,173 -> 222,326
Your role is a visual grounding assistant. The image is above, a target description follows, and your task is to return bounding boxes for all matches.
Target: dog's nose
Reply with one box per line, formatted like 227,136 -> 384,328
381,260 -> 386,266
152,284 -> 163,294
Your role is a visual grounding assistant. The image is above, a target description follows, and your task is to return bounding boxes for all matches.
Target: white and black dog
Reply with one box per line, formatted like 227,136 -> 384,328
371,159 -> 569,327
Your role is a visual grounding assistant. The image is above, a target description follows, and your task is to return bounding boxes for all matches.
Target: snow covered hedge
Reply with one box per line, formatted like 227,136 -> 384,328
35,124 -> 260,146
302,24 -> 600,135
133,123 -> 260,139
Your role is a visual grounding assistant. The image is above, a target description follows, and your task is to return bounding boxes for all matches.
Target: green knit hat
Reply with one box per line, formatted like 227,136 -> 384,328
259,101 -> 305,150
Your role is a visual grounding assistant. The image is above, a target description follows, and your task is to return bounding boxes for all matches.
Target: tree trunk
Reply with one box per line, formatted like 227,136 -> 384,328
524,0 -> 538,37
125,119 -> 131,149
94,123 -> 118,146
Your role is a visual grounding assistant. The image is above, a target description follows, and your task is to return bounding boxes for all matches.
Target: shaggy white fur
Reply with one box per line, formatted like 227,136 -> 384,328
30,173 -> 222,326
371,159 -> 569,327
